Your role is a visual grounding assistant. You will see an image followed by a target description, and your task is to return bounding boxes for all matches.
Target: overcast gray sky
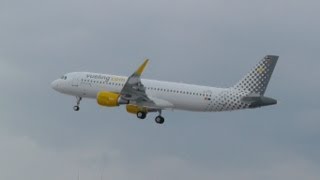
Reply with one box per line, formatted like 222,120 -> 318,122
1,0 -> 320,179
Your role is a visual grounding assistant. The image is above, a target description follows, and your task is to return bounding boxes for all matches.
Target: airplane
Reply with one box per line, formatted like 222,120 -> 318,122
51,55 -> 279,124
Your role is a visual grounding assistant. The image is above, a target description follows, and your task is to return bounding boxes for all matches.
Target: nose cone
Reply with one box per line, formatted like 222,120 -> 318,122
51,80 -> 60,91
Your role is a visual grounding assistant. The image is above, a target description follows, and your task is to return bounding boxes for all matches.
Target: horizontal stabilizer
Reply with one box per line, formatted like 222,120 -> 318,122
241,94 -> 277,108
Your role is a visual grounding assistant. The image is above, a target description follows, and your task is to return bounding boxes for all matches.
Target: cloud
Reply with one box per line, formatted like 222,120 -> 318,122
1,129 -> 319,180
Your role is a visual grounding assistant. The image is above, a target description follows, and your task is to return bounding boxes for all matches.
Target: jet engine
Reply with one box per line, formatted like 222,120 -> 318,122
126,104 -> 148,114
97,91 -> 128,107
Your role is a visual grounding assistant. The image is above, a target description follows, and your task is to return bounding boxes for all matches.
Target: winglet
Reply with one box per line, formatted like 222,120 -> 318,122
135,59 -> 149,76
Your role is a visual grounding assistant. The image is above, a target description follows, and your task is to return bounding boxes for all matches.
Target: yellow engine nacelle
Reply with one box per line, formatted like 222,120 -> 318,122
126,104 -> 148,114
97,91 -> 121,107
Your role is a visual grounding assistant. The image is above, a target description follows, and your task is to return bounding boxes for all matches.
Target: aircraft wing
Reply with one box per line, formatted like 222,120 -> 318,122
120,59 -> 157,107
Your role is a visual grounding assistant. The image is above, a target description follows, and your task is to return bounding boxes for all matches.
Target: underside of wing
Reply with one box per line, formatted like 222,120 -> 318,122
120,59 -> 156,106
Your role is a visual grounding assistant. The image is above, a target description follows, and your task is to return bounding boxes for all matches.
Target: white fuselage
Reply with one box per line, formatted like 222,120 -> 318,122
52,72 -> 250,112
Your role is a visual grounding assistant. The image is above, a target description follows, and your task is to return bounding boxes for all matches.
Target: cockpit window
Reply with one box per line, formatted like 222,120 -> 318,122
60,76 -> 67,80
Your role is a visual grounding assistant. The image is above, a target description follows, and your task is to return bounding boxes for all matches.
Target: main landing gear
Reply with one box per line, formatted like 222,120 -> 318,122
136,111 -> 147,119
73,96 -> 82,111
155,116 -> 165,124
155,110 -> 165,124
136,110 -> 165,124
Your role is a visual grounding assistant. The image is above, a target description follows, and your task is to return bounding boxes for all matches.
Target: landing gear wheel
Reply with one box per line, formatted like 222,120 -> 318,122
73,96 -> 82,111
137,111 -> 147,119
73,106 -> 80,111
155,116 -> 165,124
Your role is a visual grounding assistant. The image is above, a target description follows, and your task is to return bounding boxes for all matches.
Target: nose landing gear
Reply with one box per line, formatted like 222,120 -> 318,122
73,96 -> 82,111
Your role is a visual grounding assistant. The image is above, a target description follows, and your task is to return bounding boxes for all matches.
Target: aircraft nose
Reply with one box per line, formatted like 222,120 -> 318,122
51,80 -> 60,91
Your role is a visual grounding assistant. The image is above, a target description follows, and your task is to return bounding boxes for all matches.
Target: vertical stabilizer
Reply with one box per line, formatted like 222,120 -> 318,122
233,55 -> 279,95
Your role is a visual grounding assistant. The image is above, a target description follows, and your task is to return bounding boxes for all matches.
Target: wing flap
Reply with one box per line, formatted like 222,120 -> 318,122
136,97 -> 173,109
120,59 -> 155,105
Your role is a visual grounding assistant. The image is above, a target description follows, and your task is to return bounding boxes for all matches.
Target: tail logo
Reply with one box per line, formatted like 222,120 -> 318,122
256,66 -> 266,74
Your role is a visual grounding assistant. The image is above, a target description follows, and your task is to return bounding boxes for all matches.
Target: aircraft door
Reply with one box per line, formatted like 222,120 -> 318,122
72,78 -> 79,87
